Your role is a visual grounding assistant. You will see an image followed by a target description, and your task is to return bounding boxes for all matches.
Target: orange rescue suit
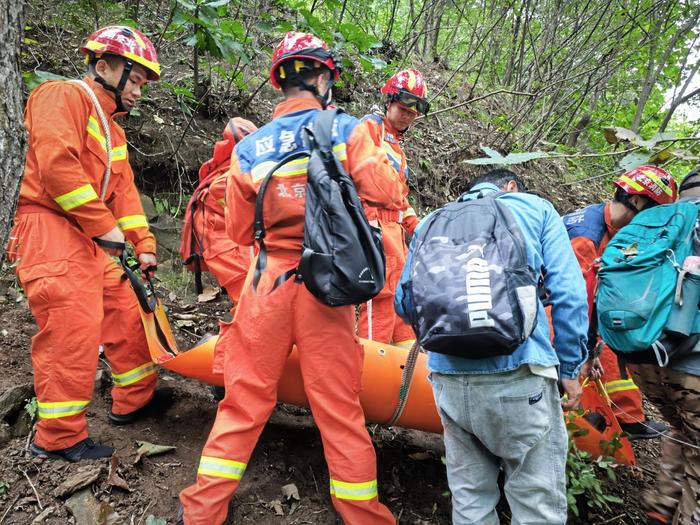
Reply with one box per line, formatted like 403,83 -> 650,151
7,77 -> 157,451
565,203 -> 645,424
179,99 -> 400,525
179,127 -> 254,303
357,114 -> 416,346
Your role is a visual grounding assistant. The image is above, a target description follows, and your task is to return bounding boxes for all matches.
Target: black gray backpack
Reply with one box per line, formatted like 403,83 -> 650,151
401,192 -> 538,357
253,108 -> 386,306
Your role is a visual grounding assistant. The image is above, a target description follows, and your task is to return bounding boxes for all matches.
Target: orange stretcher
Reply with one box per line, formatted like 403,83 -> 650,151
125,259 -> 634,462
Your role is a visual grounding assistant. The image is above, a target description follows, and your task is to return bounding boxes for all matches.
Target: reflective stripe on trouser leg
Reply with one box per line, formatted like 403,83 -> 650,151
111,362 -> 156,387
295,287 -> 395,524
330,479 -> 378,500
180,266 -> 299,525
599,345 -> 644,423
197,456 -> 247,480
102,258 -> 157,415
37,400 -> 90,419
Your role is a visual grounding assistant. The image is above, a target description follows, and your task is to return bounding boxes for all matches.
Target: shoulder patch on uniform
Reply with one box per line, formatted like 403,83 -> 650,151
563,203 -> 606,247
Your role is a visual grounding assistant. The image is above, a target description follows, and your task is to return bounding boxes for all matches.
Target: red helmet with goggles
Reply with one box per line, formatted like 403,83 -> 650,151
380,69 -> 429,115
270,31 -> 340,90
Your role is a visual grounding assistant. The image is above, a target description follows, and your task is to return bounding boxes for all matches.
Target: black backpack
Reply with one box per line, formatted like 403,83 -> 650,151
253,108 -> 386,306
400,192 -> 539,357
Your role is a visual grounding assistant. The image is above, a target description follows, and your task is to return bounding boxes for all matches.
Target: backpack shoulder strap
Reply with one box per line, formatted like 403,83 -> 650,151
69,79 -> 112,200
310,108 -> 341,153
252,150 -> 309,294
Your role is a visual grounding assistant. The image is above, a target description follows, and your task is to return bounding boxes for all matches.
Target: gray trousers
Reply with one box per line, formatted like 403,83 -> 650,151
431,366 -> 568,525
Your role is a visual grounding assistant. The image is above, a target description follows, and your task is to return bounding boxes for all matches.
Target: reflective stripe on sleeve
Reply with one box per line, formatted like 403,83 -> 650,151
112,144 -> 127,161
197,455 -> 247,480
37,400 -> 90,419
111,362 -> 156,387
332,143 -> 347,161
117,214 -> 149,231
329,478 -> 378,501
251,157 -> 310,182
604,379 -> 639,394
54,184 -> 99,211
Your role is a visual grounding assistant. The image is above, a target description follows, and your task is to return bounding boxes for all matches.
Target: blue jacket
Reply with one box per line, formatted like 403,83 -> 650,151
395,183 -> 589,379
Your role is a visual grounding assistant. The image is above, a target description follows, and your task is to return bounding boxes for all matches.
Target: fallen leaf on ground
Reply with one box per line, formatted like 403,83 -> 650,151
268,499 -> 284,516
53,465 -> 103,498
197,287 -> 220,303
281,483 -> 300,501
107,455 -> 130,492
134,441 -> 176,464
145,515 -> 167,525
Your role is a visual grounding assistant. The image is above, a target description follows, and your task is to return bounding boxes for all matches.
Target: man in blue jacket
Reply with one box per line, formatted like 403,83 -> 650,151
395,169 -> 588,524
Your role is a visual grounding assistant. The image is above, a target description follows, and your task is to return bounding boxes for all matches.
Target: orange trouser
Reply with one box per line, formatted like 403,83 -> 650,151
8,212 -> 157,451
357,220 -> 413,345
599,344 -> 644,424
179,255 -> 395,525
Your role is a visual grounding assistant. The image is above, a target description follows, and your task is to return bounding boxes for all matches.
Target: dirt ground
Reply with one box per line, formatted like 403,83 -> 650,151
0,278 -> 664,525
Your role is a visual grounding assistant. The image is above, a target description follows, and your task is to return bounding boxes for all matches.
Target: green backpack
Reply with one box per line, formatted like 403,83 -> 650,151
596,202 -> 700,366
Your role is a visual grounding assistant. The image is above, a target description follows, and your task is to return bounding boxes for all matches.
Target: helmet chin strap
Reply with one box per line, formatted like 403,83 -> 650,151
299,77 -> 334,109
93,59 -> 133,113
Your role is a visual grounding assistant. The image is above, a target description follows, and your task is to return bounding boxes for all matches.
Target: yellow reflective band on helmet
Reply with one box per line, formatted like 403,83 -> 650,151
643,169 -> 674,196
121,49 -> 161,77
117,214 -> 148,231
329,479 -> 378,501
84,41 -> 161,77
332,143 -> 347,161
604,379 -> 639,394
37,400 -> 90,419
618,175 -> 644,192
197,455 -> 247,480
55,184 -> 99,211
111,362 -> 156,387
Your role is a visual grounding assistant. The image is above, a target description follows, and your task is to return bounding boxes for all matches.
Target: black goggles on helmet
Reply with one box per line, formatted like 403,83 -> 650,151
388,89 -> 430,115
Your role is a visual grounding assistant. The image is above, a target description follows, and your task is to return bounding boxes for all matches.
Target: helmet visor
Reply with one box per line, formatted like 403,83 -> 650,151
390,89 -> 430,115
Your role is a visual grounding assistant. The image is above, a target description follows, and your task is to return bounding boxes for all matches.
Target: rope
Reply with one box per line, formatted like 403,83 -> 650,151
607,397 -> 700,450
70,80 -> 112,200
385,340 -> 422,427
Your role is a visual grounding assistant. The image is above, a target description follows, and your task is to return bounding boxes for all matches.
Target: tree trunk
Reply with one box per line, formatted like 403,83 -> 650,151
0,0 -> 26,264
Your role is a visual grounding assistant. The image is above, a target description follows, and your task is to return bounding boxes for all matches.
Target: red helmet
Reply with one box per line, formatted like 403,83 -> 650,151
81,26 -> 160,80
614,164 -> 678,205
269,31 -> 340,89
380,69 -> 429,115
223,117 -> 257,144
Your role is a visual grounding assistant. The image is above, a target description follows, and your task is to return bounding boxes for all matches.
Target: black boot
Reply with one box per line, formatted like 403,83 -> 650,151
30,438 -> 114,462
108,387 -> 175,425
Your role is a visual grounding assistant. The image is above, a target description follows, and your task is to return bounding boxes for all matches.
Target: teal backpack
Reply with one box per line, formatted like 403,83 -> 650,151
596,202 -> 700,366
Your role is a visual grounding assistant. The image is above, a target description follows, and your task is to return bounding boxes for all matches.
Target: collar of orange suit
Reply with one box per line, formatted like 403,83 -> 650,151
82,76 -> 127,117
273,97 -> 323,119
603,202 -> 620,237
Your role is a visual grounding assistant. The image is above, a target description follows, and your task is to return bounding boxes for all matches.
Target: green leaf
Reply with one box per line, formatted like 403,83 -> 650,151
22,70 -> 69,91
619,151 -> 651,171
204,0 -> 231,7
603,126 -> 640,145
134,440 -> 176,464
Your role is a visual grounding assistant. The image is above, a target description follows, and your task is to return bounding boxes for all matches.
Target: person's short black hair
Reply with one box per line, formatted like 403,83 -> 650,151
680,167 -> 700,194
86,53 -> 124,75
468,168 -> 527,192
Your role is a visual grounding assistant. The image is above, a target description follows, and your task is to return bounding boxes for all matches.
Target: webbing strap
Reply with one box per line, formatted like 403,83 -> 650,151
385,340 -> 422,427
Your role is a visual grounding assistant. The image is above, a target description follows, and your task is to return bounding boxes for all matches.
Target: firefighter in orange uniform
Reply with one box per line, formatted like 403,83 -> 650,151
357,69 -> 427,347
563,166 -> 677,439
178,31 -> 400,525
179,117 -> 258,303
6,26 -> 170,462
